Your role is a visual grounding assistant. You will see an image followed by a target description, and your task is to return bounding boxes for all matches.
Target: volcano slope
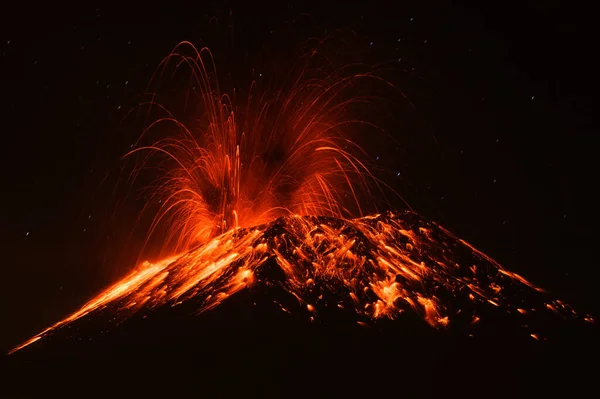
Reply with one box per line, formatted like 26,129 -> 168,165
4,211 -> 597,397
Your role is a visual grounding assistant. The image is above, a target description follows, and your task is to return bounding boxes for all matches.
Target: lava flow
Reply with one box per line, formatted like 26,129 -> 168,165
9,42 -> 593,354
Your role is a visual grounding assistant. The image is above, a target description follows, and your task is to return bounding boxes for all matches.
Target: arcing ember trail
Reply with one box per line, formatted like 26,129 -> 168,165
9,42 -> 593,354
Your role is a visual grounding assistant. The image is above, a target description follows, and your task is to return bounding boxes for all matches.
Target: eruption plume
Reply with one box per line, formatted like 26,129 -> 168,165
9,42 -> 593,355
127,42 -> 390,252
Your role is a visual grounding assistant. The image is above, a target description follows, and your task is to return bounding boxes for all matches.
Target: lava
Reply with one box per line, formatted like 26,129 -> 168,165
10,211 -> 593,354
9,42 -> 593,354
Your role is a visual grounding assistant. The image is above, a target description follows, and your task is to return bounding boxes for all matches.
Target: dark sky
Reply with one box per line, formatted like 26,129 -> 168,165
1,1 -> 597,350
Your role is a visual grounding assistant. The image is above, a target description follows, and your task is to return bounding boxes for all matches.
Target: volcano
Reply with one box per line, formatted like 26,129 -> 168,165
5,40 -> 597,397
6,212 -> 596,398
10,211 -> 593,354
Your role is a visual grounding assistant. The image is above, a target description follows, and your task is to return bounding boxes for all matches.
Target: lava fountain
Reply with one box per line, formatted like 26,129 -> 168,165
127,41 -> 392,254
9,42 -> 593,355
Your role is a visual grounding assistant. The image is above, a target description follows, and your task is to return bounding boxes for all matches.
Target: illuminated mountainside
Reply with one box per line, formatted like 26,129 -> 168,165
11,210 -> 592,354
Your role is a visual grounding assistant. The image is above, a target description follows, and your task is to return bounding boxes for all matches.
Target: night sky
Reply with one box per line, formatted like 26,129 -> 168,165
1,0 -> 598,370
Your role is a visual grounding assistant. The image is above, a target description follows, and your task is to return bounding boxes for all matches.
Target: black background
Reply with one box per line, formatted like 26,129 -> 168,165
1,1 -> 598,396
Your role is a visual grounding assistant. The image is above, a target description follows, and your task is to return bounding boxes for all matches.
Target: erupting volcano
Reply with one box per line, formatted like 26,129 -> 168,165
9,42 -> 593,355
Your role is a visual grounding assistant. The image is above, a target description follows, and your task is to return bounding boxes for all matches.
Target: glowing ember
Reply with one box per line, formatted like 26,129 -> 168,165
9,42 -> 593,354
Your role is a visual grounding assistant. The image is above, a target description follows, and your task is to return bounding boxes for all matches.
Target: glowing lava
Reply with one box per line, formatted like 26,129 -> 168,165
10,211 -> 593,354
